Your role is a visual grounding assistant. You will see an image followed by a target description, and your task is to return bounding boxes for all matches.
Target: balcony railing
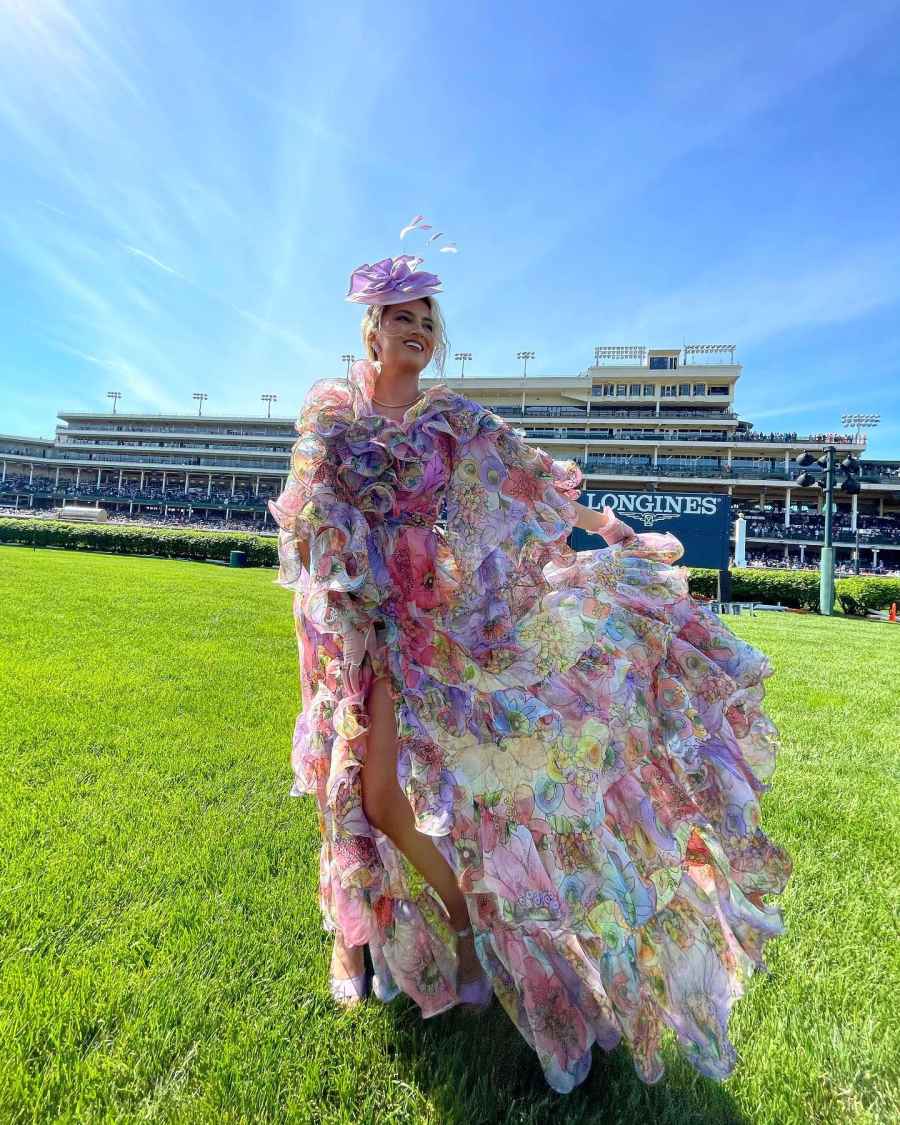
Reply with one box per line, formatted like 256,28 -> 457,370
0,480 -> 274,509
578,460 -> 895,483
489,405 -> 738,421
5,451 -> 285,470
60,425 -> 296,440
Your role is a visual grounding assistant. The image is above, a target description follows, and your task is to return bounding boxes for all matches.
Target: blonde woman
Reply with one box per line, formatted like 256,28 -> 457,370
269,254 -> 791,1094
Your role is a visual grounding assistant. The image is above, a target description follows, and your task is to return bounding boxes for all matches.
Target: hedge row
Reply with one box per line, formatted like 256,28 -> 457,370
0,518 -> 279,567
689,566 -> 900,615
3,520 -> 898,614
688,567 -> 821,610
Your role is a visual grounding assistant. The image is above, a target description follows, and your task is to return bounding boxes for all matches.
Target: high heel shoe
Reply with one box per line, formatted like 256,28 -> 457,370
455,925 -> 492,1010
329,973 -> 368,1007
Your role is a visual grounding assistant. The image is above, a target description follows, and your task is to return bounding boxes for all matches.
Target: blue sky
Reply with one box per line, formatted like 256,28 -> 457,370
2,0 -> 899,457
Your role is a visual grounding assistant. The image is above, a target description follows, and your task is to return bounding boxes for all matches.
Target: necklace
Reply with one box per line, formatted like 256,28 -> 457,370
371,391 -> 424,408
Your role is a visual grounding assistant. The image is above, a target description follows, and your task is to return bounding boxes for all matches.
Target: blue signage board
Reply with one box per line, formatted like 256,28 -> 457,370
568,491 -> 732,569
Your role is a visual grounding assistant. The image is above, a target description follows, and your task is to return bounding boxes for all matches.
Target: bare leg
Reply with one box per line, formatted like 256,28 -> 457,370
330,932 -> 365,980
360,675 -> 482,983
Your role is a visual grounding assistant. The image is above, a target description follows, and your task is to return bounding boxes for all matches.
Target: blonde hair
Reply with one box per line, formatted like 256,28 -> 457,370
360,297 -> 448,375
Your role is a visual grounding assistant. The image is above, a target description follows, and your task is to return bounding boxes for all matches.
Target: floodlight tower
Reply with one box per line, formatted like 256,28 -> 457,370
841,413 -> 880,442
454,352 -> 472,378
517,351 -> 535,378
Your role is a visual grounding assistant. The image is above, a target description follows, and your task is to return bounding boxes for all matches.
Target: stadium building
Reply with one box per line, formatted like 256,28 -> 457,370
2,344 -> 898,570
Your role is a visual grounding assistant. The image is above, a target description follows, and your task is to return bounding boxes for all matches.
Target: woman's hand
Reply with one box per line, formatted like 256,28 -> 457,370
573,503 -> 637,545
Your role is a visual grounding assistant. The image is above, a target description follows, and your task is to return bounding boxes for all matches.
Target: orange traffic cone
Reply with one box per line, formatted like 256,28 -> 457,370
889,603 -> 897,623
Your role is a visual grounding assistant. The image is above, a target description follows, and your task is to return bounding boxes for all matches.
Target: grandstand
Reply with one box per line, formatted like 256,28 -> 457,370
2,343 -> 897,569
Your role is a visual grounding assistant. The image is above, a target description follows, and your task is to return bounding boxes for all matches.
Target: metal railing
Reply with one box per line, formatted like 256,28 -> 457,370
746,527 -> 900,546
578,459 -> 896,483
6,451 -> 285,471
60,424 -> 296,439
489,405 -> 739,421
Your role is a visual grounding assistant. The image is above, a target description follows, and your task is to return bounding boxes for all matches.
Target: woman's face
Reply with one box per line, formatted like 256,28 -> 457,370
371,298 -> 435,375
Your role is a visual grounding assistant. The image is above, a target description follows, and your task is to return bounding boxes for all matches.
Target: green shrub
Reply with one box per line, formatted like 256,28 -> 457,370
835,577 -> 900,617
687,568 -> 718,598
688,566 -> 821,610
0,518 -> 279,567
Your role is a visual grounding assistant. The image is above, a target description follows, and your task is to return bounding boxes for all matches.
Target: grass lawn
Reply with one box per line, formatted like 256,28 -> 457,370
1,545 -> 898,1125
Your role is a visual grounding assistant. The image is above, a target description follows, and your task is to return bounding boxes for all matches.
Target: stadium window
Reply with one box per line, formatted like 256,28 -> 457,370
643,384 -> 655,396
678,383 -> 691,396
708,385 -> 729,396
628,384 -> 642,397
661,385 -> 677,397
693,383 -> 706,396
615,384 -> 627,396
649,356 -> 678,369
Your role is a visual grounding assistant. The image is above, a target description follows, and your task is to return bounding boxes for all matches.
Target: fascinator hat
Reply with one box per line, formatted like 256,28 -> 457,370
345,255 -> 442,305
345,215 -> 458,305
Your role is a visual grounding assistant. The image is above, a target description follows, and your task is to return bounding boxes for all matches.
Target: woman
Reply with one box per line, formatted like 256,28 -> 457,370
269,253 -> 791,1094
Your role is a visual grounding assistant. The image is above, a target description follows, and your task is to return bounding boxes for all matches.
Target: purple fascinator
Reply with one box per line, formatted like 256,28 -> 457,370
345,254 -> 443,305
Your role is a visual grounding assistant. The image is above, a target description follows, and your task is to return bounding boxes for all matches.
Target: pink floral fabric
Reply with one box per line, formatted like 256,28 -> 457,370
269,360 -> 791,1094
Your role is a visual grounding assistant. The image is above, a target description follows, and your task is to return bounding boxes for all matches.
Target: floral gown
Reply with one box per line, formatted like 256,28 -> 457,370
269,359 -> 791,1095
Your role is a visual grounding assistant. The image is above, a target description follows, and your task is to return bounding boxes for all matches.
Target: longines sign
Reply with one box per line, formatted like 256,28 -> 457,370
570,491 -> 731,569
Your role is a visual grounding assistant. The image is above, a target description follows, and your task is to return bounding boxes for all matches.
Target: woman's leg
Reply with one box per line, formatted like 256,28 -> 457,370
330,931 -> 365,980
361,675 -> 482,982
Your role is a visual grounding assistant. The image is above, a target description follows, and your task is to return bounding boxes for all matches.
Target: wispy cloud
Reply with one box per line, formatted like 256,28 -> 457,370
119,243 -> 183,278
1,0 -> 899,457
52,345 -> 180,413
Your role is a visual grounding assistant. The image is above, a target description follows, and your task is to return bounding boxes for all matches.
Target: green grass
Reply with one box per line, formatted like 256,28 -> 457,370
1,545 -> 898,1125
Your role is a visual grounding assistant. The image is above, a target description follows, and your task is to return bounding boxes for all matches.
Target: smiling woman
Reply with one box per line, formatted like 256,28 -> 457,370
268,250 -> 792,1095
361,296 -> 449,381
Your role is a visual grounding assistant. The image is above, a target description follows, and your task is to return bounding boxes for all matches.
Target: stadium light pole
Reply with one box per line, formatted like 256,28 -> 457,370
261,393 -> 278,419
840,413 -> 878,574
341,353 -> 355,377
106,390 -> 122,414
841,412 -> 880,443
193,392 -> 208,417
454,351 -> 472,378
517,350 -> 535,378
795,448 -> 861,615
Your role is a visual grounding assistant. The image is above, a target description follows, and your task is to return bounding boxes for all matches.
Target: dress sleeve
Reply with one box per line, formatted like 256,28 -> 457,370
268,423 -> 382,690
493,424 -> 640,547
443,409 -> 586,578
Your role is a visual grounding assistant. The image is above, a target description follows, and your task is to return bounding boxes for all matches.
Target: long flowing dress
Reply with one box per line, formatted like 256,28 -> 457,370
269,359 -> 792,1094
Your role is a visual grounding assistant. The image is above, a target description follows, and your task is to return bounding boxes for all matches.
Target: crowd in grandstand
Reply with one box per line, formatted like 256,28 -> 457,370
0,505 -> 272,535
742,550 -> 900,577
740,512 -> 900,545
0,474 -> 277,506
729,431 -> 856,444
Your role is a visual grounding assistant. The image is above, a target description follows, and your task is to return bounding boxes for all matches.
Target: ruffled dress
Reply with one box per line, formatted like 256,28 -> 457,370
269,359 -> 791,1094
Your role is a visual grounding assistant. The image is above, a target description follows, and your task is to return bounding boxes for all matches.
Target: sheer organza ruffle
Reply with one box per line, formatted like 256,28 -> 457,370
272,362 -> 791,1093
